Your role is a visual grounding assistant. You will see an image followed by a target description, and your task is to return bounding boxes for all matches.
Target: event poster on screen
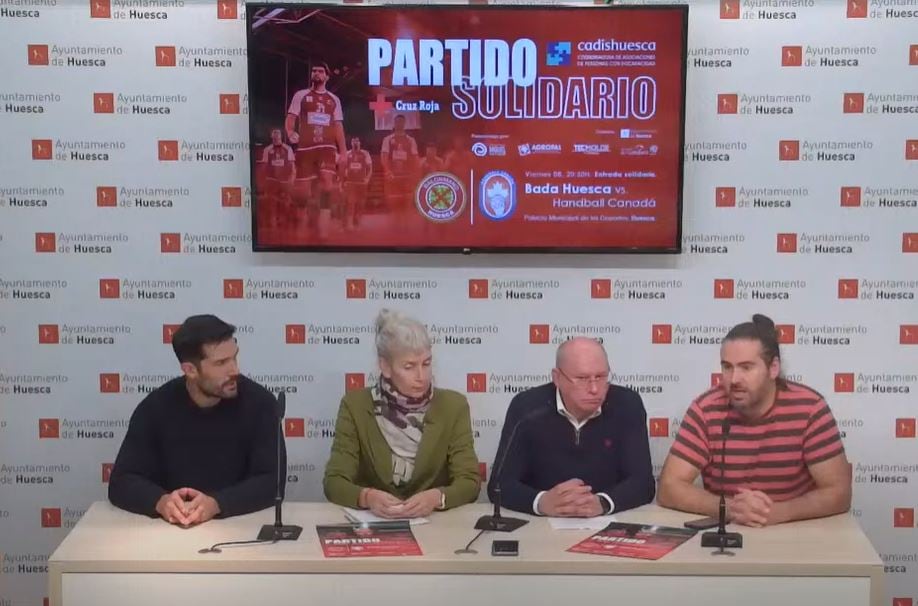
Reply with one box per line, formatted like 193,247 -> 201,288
247,5 -> 686,252
316,522 -> 424,558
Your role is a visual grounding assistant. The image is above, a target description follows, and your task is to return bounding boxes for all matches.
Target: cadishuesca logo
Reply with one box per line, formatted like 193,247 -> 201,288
546,41 -> 571,67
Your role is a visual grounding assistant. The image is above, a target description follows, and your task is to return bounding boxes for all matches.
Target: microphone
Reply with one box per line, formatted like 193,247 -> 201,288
701,418 -> 743,552
256,391 -> 302,541
477,406 -> 549,532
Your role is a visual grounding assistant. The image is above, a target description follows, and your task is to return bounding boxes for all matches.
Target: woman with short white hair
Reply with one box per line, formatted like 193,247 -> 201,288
324,309 -> 481,518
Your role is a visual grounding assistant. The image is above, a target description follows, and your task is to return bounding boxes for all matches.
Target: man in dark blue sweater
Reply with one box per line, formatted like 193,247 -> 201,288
108,315 -> 283,526
488,337 -> 654,517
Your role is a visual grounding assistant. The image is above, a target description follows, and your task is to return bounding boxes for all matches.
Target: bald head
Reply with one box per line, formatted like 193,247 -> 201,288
556,337 -> 608,369
552,337 -> 611,422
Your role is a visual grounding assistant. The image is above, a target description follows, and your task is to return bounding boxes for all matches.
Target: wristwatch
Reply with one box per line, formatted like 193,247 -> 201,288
438,490 -> 447,510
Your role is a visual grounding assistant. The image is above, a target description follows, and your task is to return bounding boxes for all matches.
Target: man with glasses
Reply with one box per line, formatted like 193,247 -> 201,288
487,337 -> 655,517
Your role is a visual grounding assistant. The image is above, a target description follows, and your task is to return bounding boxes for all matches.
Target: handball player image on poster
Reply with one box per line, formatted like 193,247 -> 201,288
246,5 -> 687,252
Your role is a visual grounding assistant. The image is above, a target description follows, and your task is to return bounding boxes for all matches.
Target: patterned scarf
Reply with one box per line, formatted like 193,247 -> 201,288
372,375 -> 433,429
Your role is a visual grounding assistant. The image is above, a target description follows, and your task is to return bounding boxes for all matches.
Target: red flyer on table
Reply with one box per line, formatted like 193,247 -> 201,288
567,522 -> 696,560
316,521 -> 423,558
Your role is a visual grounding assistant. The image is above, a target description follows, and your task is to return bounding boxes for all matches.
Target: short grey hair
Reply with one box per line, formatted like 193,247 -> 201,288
375,309 -> 431,360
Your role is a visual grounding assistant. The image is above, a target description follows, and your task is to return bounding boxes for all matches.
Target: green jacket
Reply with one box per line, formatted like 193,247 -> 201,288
323,387 -> 481,509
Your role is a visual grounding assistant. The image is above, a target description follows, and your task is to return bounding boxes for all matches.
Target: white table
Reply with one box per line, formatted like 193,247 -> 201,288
49,502 -> 884,606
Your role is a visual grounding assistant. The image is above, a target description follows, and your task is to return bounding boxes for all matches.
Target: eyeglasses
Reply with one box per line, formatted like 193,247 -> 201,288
556,367 -> 609,387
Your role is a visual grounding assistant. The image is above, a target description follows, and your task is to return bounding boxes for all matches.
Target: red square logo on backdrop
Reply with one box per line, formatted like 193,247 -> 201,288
911,45 -> 918,65
907,140 -> 918,161
32,139 -> 53,160
894,508 -> 915,528
97,186 -> 117,207
285,324 -> 306,344
901,325 -> 918,345
28,44 -> 49,65
155,46 -> 176,67
39,418 -> 59,439
777,324 -> 796,344
896,418 -> 917,438
892,599 -> 913,606
162,324 -> 180,344
468,279 -> 489,299
904,233 -> 918,253
717,94 -> 738,114
101,463 -> 114,483
652,324 -> 672,344
219,93 -> 240,114
100,373 -> 121,393
781,46 -> 802,67
529,324 -> 550,344
223,279 -> 244,299
478,462 -> 488,482
160,233 -> 181,253
35,232 -> 56,252
838,279 -> 859,299
779,140 -> 799,161
345,373 -> 365,392
777,233 -> 797,253
285,418 -> 305,438
90,0 -> 112,18
846,0 -> 868,17
38,324 -> 59,344
99,279 -> 120,299
41,508 -> 62,528
93,92 -> 115,114
221,186 -> 242,207
217,0 -> 237,19
711,373 -> 723,387
834,373 -> 855,393
591,279 -> 611,299
843,93 -> 864,113
649,418 -> 669,438
720,0 -> 739,19
840,186 -> 861,207
715,187 -> 736,208
346,279 -> 366,299
714,279 -> 734,299
467,373 -> 487,393
158,140 -> 178,161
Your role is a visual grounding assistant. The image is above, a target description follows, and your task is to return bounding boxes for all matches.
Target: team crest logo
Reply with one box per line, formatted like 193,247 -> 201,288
479,171 -> 516,221
415,172 -> 466,223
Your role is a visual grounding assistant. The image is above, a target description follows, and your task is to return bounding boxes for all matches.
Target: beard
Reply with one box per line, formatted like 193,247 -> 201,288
199,376 -> 238,400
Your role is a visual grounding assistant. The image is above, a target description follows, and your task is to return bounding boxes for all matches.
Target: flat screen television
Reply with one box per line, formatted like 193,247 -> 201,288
246,3 -> 687,253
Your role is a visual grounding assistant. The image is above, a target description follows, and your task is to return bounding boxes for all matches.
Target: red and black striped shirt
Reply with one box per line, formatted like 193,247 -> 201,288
669,381 -> 845,501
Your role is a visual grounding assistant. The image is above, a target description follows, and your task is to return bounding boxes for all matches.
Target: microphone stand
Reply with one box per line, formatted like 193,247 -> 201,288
257,392 -> 302,541
701,419 -> 743,554
475,407 -> 547,532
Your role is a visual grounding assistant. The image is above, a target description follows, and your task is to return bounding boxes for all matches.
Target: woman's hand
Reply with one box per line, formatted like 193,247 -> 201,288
400,489 -> 443,518
363,489 -> 407,518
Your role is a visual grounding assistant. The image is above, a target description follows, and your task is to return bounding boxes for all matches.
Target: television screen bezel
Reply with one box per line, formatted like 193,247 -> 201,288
245,2 -> 688,254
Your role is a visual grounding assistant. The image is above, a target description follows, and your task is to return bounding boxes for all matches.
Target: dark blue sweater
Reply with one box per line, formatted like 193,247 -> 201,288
488,383 -> 655,515
108,375 -> 283,518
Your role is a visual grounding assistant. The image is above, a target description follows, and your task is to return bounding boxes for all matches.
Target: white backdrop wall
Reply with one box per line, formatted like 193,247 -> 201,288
1,0 -> 916,604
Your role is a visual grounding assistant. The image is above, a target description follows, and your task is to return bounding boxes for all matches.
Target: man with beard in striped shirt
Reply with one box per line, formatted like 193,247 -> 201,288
658,314 -> 851,527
